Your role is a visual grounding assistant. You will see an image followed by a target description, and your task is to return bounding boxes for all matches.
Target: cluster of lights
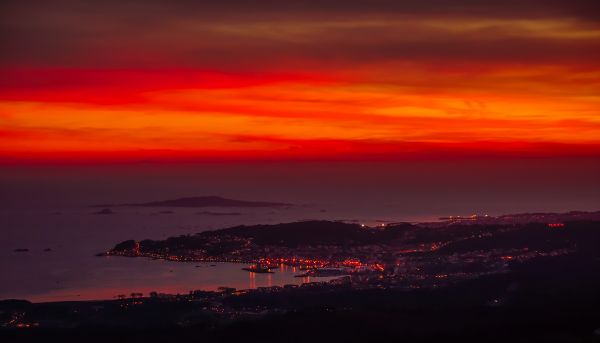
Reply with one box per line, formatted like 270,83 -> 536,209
360,223 -> 387,228
258,257 -> 328,267
109,242 -> 394,277
372,264 -> 385,272
447,214 -> 490,220
15,323 -> 38,328
342,258 -> 363,267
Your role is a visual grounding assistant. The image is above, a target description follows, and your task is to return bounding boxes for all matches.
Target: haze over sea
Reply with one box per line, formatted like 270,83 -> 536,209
1,160 -> 598,302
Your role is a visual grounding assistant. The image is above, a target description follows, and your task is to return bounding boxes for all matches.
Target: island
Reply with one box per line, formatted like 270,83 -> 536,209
92,208 -> 114,215
93,196 -> 291,208
197,211 -> 242,216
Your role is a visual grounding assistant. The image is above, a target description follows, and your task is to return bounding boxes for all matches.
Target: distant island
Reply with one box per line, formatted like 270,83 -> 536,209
197,211 -> 242,216
92,208 -> 114,215
93,196 -> 291,208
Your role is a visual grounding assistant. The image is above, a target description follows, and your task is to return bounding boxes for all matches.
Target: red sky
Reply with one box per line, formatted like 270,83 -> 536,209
1,1 -> 599,164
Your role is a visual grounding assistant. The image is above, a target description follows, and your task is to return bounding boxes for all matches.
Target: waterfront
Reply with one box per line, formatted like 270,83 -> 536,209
3,256 -> 320,303
0,207 -> 362,303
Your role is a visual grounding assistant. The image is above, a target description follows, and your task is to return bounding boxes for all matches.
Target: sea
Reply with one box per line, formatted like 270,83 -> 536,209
2,160 -> 597,302
0,205 -> 420,303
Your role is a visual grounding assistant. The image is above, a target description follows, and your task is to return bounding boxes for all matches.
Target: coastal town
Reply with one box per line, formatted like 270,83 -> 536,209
2,212 -> 599,342
98,212 -> 598,295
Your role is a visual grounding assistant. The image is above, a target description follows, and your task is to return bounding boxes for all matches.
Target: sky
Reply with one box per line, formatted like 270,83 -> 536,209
0,1 -> 598,214
1,0 -> 599,163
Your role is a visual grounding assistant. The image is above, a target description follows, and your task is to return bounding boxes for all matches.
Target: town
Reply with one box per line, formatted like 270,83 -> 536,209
2,212 -> 600,342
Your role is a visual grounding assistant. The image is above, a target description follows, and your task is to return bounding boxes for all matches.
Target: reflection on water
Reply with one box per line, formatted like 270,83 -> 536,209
249,271 -> 256,289
3,258 -> 324,303
0,208 -> 348,303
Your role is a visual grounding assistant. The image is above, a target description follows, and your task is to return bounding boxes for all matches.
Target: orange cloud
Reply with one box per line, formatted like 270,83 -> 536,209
0,63 -> 599,164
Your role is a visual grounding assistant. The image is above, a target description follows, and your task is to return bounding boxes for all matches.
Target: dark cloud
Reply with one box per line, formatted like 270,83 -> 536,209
4,1 -> 600,21
0,1 -> 588,22
1,0 -> 599,68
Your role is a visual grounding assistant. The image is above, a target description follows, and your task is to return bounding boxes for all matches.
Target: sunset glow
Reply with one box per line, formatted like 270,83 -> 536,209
1,1 -> 599,163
